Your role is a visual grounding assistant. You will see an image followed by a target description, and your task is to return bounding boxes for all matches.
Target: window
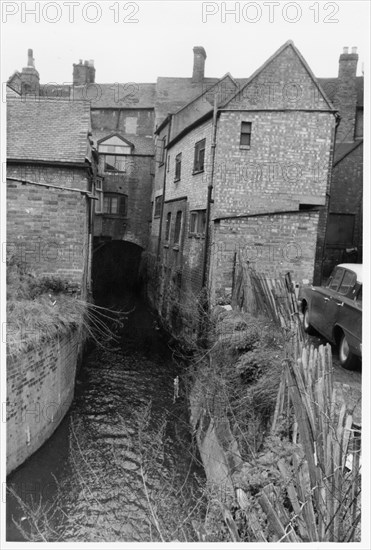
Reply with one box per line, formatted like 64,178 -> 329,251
327,214 -> 355,247
189,210 -> 206,236
95,177 -> 103,213
158,136 -> 166,165
174,211 -> 183,245
175,153 -> 182,181
327,268 -> 344,291
103,194 -> 127,216
193,139 -> 206,173
165,212 -> 172,241
103,155 -> 127,172
154,195 -> 162,218
338,270 -> 356,295
355,286 -> 362,305
240,121 -> 252,147
98,135 -> 132,173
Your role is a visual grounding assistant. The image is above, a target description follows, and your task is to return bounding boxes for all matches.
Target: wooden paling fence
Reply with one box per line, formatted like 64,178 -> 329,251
232,260 -> 361,542
232,259 -> 304,341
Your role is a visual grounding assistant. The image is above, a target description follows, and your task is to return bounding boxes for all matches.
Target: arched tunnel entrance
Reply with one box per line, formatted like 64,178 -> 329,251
92,239 -> 143,300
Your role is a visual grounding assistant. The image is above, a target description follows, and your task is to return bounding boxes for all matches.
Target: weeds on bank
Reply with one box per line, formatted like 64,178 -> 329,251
6,256 -> 128,355
182,305 -> 362,542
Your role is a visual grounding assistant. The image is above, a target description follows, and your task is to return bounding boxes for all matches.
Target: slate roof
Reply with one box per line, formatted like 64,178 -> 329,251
168,74 -> 240,142
7,97 -> 92,164
71,83 -> 156,108
317,77 -> 364,107
92,130 -> 154,155
333,140 -> 363,165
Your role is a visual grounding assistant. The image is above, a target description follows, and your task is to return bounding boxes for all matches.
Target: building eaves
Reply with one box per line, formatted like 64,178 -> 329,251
167,110 -> 214,149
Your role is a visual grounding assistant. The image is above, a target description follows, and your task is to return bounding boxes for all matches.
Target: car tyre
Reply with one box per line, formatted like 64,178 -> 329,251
303,307 -> 315,335
339,332 -> 357,370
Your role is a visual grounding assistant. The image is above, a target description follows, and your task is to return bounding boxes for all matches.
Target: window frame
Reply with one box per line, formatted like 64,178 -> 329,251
102,193 -> 127,216
165,212 -> 172,242
154,195 -> 163,218
95,177 -> 103,214
174,153 -> 182,182
158,136 -> 166,166
103,154 -> 128,173
240,121 -> 252,148
193,139 -> 206,174
189,210 -> 206,237
173,210 -> 183,247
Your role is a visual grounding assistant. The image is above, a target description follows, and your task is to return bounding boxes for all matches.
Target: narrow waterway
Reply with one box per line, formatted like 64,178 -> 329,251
7,292 -> 204,542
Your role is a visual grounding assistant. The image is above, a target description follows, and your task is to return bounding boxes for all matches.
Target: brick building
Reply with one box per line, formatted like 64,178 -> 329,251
148,41 -> 341,335
7,43 -> 363,321
318,48 -> 363,276
7,90 -> 96,296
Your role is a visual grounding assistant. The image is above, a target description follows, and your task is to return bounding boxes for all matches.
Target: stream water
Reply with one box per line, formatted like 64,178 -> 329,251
6,292 -> 204,542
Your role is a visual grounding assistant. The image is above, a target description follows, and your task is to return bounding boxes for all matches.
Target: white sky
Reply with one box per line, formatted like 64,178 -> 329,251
1,0 -> 370,85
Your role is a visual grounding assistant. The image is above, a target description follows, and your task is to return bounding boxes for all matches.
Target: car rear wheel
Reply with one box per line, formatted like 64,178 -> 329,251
303,307 -> 315,335
339,332 -> 357,370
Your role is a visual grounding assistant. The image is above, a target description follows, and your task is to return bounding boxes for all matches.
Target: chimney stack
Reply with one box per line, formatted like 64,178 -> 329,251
192,46 -> 207,83
73,59 -> 95,86
20,48 -> 40,96
334,46 -> 359,142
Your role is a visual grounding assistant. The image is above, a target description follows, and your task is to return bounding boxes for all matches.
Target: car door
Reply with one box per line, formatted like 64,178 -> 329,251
310,267 -> 344,335
321,269 -> 357,341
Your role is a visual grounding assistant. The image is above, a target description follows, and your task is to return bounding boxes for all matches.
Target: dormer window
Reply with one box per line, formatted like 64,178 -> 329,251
98,134 -> 133,173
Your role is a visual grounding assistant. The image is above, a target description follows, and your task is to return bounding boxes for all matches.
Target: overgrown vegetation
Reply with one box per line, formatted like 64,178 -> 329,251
182,294 -> 361,542
7,257 -> 122,355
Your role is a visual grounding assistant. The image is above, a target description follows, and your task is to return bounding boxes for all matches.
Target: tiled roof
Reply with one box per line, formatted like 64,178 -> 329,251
333,140 -> 363,165
71,83 -> 156,108
317,76 -> 364,107
92,130 -> 154,155
155,77 -> 219,125
7,97 -> 91,164
169,74 -> 240,141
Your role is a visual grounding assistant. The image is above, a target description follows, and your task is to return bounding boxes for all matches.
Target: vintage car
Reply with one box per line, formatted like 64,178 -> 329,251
299,264 -> 362,370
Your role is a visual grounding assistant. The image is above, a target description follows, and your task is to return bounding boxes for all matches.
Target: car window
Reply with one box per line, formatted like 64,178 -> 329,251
327,268 -> 344,291
338,270 -> 356,295
355,286 -> 362,305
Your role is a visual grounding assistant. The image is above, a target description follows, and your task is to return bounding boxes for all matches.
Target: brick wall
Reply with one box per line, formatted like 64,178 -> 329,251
322,142 -> 363,276
94,155 -> 153,249
149,119 -> 214,333
213,110 -> 334,218
7,164 -> 90,290
209,211 -> 320,302
91,108 -> 154,137
7,325 -> 83,474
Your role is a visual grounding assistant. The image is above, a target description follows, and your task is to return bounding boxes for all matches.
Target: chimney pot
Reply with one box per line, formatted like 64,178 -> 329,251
343,47 -> 349,54
351,47 -> 357,54
27,48 -> 34,68
192,46 -> 207,83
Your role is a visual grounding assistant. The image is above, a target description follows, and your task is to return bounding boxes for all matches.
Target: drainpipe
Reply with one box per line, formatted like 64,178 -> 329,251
156,116 -> 172,260
201,94 -> 218,290
319,111 -> 340,283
